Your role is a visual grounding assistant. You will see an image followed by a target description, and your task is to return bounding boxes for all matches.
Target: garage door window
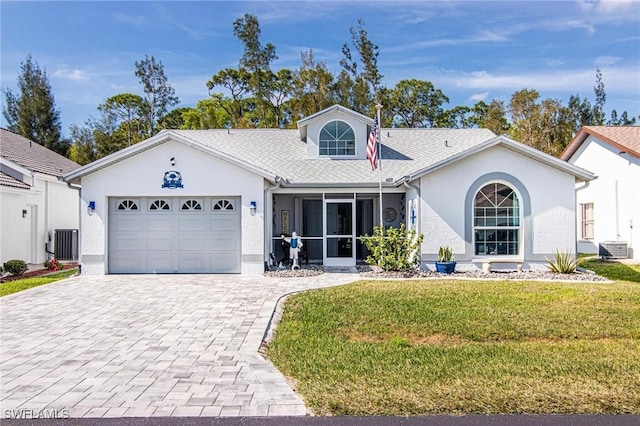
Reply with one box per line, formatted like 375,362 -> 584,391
149,199 -> 171,211
181,199 -> 202,210
117,199 -> 139,211
213,199 -> 235,211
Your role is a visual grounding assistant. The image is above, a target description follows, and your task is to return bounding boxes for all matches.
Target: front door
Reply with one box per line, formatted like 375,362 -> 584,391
324,199 -> 355,267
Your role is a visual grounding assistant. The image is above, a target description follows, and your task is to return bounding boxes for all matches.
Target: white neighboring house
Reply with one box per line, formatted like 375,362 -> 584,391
63,105 -> 595,275
1,128 -> 81,265
561,126 -> 640,260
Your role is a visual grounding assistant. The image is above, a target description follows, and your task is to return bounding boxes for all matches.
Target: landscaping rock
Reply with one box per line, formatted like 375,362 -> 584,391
357,265 -> 609,281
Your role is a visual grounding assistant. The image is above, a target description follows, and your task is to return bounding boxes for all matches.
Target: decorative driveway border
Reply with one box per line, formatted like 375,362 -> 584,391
0,272 -> 359,419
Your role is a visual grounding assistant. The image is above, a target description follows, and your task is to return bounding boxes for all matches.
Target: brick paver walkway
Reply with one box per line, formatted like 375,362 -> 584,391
0,272 -> 359,418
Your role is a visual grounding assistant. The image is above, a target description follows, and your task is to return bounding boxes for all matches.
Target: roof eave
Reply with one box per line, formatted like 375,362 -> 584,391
63,131 -> 279,184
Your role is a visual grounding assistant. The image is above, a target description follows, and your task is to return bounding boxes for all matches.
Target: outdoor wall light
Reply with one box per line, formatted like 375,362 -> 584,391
87,201 -> 96,216
22,209 -> 27,218
170,157 -> 176,166
250,201 -> 257,216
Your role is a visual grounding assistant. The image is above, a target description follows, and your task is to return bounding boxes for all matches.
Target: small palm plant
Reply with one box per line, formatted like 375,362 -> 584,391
545,250 -> 580,274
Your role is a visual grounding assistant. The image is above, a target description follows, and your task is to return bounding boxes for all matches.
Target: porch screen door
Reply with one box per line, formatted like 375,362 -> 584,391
324,199 -> 355,267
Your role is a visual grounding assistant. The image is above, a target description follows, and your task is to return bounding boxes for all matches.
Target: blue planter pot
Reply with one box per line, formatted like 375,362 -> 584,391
435,261 -> 456,274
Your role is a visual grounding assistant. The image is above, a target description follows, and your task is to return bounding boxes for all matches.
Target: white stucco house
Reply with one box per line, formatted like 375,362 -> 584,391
1,128 -> 81,265
561,126 -> 640,260
63,105 -> 595,275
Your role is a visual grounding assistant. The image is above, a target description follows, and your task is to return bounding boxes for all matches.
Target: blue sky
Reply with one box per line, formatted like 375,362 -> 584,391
1,1 -> 639,136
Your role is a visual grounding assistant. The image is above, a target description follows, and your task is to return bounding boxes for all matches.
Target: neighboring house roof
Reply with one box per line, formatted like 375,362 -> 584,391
560,126 -> 640,161
0,128 -> 80,178
64,126 -> 595,187
0,171 -> 31,189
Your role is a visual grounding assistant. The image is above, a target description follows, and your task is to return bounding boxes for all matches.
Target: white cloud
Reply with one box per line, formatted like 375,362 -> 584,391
440,65 -> 639,94
596,0 -> 640,13
594,56 -> 621,66
53,68 -> 88,81
112,12 -> 146,29
469,92 -> 489,102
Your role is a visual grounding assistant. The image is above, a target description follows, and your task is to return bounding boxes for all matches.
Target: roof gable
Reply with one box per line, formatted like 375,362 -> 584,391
561,126 -> 640,161
403,135 -> 595,184
296,104 -> 373,141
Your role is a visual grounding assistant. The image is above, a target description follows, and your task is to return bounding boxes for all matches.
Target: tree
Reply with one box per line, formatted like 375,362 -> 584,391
134,55 -> 179,136
2,54 -> 68,155
158,107 -> 191,130
593,67 -> 606,125
98,93 -> 145,146
469,100 -> 510,134
340,18 -> 383,108
182,99 -> 232,129
387,79 -> 449,128
233,13 -> 278,126
68,123 -> 97,165
508,89 -> 571,156
207,68 -> 253,127
290,50 -> 336,121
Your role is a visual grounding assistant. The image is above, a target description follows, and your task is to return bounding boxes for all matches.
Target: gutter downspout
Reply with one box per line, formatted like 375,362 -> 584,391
574,179 -> 591,256
66,180 -> 82,272
403,177 -> 420,233
264,177 -> 282,268
403,177 -> 422,267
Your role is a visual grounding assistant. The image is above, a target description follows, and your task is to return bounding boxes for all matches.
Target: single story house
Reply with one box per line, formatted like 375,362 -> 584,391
561,126 -> 639,260
63,105 -> 595,275
1,128 -> 81,265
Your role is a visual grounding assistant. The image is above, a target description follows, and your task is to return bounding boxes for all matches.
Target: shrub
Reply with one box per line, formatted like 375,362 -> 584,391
438,246 -> 454,262
545,250 -> 580,274
44,258 -> 61,271
3,259 -> 28,276
361,224 -> 424,271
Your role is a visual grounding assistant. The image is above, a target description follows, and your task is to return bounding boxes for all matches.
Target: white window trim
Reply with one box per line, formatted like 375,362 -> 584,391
472,180 -> 523,258
580,202 -> 594,240
317,119 -> 357,158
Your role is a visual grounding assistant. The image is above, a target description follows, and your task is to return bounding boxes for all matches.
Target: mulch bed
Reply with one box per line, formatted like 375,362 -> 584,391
0,263 -> 79,283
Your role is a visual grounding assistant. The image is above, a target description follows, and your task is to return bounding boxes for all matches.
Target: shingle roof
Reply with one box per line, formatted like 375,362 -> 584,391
560,126 -> 640,160
0,171 -> 31,189
0,128 -> 80,177
170,127 -> 497,185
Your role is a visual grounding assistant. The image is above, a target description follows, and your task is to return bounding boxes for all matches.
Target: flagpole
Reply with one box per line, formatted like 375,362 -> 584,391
376,103 -> 383,230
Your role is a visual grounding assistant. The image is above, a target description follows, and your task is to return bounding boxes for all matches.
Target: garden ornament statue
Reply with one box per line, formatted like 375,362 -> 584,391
281,232 -> 303,270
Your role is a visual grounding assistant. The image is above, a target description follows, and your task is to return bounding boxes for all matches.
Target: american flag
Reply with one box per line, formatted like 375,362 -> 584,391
366,116 -> 379,170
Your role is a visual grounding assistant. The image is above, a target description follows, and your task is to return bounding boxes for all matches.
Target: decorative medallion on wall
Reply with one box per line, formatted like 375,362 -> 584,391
383,207 -> 397,223
162,170 -> 184,189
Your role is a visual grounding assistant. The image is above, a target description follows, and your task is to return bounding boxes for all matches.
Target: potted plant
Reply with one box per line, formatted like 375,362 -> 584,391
435,246 -> 456,274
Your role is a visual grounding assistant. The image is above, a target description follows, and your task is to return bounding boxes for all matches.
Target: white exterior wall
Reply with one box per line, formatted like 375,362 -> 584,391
0,176 -> 79,265
418,146 -> 577,270
79,140 -> 265,275
568,136 -> 640,259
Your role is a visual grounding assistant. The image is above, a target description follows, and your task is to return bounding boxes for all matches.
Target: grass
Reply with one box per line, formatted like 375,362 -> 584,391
0,268 -> 78,297
266,279 -> 640,415
579,258 -> 640,283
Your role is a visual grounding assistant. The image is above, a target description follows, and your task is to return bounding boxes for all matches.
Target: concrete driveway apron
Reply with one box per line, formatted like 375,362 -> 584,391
0,272 -> 359,418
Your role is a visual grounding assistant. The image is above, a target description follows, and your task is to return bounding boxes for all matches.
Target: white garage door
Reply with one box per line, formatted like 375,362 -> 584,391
108,197 -> 241,273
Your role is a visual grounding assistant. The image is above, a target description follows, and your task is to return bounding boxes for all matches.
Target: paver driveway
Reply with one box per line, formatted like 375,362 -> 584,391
0,272 -> 359,418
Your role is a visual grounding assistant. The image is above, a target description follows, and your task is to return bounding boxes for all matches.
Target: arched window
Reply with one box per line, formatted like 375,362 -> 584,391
473,182 -> 520,256
181,199 -> 202,211
149,199 -> 171,211
213,199 -> 234,211
319,120 -> 356,156
117,199 -> 138,211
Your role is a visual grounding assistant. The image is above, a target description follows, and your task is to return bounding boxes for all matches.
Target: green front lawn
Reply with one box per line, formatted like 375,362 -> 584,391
267,279 -> 640,415
0,269 -> 78,297
580,258 -> 640,283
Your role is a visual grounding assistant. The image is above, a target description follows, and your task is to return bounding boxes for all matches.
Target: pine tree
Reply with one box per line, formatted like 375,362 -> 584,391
2,54 -> 68,155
